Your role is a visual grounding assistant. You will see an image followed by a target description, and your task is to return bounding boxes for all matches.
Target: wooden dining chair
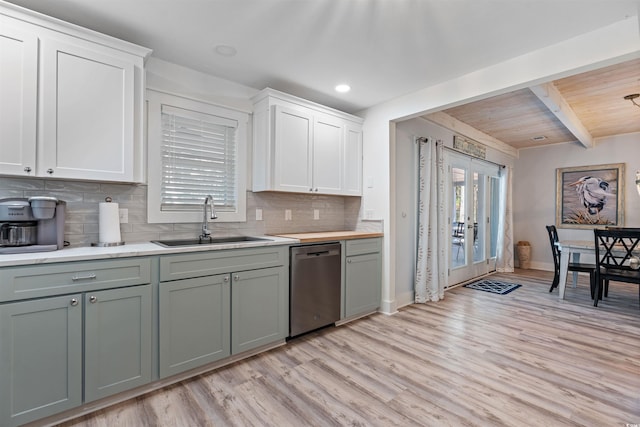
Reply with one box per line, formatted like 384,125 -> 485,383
593,228 -> 640,307
546,225 -> 596,296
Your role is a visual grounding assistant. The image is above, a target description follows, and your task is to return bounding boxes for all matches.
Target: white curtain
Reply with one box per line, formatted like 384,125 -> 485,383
496,165 -> 514,272
414,137 -> 447,303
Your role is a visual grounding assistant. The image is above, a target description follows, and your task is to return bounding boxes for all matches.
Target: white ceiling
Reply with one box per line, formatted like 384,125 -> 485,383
5,0 -> 640,114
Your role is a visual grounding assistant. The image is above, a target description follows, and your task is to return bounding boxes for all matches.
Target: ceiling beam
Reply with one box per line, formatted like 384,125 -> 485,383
529,83 -> 593,149
424,111 -> 518,158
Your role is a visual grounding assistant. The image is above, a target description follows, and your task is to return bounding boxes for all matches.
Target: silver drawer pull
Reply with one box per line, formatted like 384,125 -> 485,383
70,298 -> 79,306
89,296 -> 98,303
71,273 -> 97,281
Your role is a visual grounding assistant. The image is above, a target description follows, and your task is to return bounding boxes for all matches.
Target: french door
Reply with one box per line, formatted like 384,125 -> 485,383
445,150 -> 500,286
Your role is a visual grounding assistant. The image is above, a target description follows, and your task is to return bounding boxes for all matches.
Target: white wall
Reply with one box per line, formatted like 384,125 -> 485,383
146,57 -> 258,112
513,133 -> 640,270
360,17 -> 640,314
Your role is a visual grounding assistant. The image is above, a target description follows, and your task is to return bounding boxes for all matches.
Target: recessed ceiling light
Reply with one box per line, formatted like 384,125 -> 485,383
214,45 -> 237,57
335,84 -> 351,93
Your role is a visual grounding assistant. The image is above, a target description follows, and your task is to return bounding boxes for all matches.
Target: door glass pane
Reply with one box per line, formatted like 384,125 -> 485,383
489,176 -> 500,258
451,167 -> 466,267
473,172 -> 485,263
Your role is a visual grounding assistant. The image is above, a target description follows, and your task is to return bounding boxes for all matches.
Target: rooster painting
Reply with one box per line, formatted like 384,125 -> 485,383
569,176 -> 611,219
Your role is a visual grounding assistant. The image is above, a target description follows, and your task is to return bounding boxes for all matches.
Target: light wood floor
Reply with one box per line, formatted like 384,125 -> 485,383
57,269 -> 639,427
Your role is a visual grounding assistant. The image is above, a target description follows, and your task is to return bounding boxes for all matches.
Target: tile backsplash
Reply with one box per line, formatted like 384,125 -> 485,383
0,177 -> 378,247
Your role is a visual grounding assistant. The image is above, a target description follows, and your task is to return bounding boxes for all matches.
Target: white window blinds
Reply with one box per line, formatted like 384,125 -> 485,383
160,105 -> 238,212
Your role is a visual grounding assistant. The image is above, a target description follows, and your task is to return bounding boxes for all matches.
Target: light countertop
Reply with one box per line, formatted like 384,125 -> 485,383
0,231 -> 384,267
0,236 -> 299,267
271,231 -> 383,244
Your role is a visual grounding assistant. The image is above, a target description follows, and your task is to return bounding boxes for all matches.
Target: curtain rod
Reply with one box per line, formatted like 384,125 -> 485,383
442,144 -> 506,169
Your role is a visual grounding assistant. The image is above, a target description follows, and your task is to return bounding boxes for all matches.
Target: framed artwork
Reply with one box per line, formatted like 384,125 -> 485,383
453,135 -> 486,159
556,163 -> 625,229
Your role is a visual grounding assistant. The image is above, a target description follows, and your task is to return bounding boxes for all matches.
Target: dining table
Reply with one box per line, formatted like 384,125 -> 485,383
556,240 -> 595,300
557,238 -> 640,300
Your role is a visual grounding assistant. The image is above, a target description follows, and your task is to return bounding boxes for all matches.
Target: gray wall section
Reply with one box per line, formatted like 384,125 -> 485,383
513,133 -> 640,271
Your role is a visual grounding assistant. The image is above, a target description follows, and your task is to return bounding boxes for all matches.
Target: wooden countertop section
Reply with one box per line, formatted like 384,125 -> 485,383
271,231 -> 383,243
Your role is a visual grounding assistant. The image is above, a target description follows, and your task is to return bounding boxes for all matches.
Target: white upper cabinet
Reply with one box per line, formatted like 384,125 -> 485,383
313,114 -> 344,194
273,105 -> 313,193
41,38 -> 135,181
0,18 -> 37,176
252,88 -> 363,196
0,4 -> 151,182
343,123 -> 363,196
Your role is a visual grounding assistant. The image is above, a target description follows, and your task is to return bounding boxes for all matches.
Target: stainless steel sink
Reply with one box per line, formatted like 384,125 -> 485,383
151,236 -> 272,247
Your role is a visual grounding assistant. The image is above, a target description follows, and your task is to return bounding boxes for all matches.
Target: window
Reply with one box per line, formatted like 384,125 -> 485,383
147,90 -> 248,223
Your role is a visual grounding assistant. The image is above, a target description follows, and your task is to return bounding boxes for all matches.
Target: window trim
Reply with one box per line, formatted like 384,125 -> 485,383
146,89 -> 247,223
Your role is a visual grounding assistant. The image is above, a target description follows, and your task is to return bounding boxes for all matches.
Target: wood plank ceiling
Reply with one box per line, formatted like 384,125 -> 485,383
427,58 -> 640,150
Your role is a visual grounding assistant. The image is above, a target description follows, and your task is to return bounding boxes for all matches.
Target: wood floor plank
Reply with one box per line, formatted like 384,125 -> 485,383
53,269 -> 640,427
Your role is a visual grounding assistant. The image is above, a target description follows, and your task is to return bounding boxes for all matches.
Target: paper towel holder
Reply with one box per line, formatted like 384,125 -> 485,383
91,196 -> 126,247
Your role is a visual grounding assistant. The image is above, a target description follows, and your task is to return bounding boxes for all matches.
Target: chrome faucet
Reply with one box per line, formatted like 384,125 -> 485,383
200,195 -> 218,241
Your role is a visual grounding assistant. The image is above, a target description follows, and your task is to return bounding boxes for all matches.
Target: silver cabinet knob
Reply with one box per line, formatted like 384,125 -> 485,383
23,166 -> 31,173
309,188 -> 313,192
46,168 -> 54,174
89,296 -> 97,303
70,298 -> 79,306
314,188 -> 318,192
223,276 -> 229,282
233,274 -> 240,281
347,259 -> 352,264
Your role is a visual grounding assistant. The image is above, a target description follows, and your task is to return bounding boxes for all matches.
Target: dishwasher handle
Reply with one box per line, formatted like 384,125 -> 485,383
297,249 -> 339,259
292,244 -> 341,260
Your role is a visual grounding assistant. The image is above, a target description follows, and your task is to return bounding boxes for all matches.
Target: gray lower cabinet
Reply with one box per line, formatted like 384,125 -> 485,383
84,285 -> 153,402
344,238 -> 382,318
0,258 -> 153,427
231,266 -> 287,354
158,246 -> 288,378
0,294 -> 83,427
0,284 -> 152,426
159,274 -> 231,378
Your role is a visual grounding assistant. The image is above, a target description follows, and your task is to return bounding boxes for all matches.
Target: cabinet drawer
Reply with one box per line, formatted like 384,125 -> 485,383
0,258 -> 151,302
160,246 -> 287,282
345,238 -> 382,256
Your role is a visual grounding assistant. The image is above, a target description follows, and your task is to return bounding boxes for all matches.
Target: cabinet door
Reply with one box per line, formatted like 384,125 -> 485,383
0,295 -> 82,427
84,284 -> 152,402
273,105 -> 313,192
0,20 -> 37,176
345,252 -> 382,318
159,275 -> 231,378
313,114 -> 343,194
40,37 -> 135,181
343,124 -> 363,196
231,266 -> 287,354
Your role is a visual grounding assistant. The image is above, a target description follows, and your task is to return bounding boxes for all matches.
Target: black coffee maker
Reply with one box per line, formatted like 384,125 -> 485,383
0,197 -> 66,254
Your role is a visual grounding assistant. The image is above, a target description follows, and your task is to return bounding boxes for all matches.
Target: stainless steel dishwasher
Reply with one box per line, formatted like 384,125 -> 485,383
290,243 -> 341,337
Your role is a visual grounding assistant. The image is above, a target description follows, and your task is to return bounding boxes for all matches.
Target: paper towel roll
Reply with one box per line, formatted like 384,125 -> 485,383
99,201 -> 122,243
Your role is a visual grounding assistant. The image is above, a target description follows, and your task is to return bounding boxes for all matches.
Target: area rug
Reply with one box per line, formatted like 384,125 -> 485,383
464,279 -> 521,295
